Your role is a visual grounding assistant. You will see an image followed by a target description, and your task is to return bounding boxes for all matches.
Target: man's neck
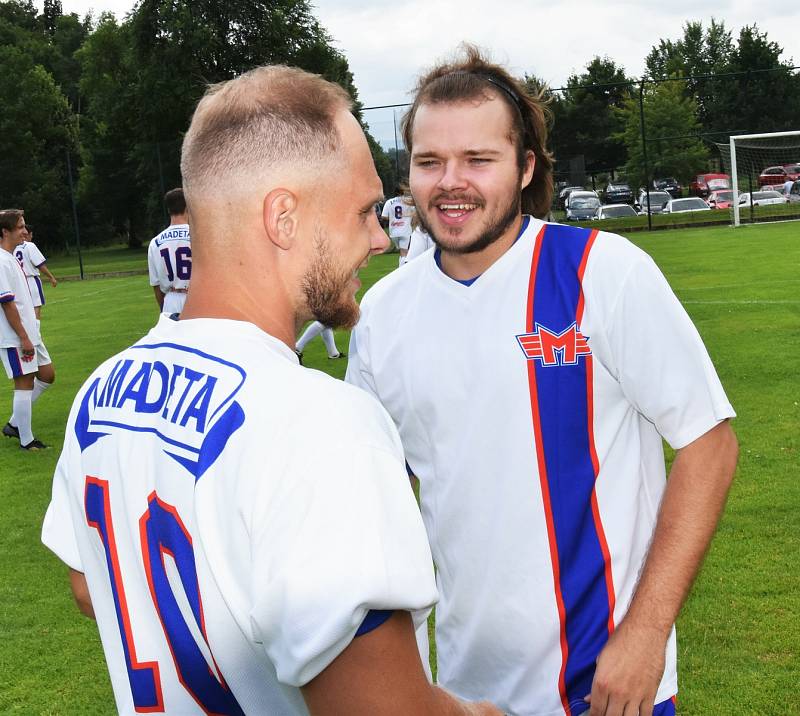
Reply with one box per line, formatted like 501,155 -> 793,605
439,213 -> 525,282
169,214 -> 189,226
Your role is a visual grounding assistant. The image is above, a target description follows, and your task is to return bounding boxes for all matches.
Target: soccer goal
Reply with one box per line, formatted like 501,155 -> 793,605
716,130 -> 800,227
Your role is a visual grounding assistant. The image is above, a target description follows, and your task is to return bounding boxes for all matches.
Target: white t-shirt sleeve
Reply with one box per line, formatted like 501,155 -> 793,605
380,200 -> 392,219
147,239 -> 161,287
27,242 -> 46,267
345,299 -> 381,400
0,259 -> 16,302
41,433 -> 83,572
607,253 -> 735,449
248,403 -> 437,687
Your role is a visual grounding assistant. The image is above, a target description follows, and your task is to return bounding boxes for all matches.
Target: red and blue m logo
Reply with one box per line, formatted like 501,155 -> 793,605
516,322 -> 591,366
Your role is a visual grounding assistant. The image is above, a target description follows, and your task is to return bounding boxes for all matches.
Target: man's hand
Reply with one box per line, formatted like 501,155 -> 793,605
49,276 -> 57,287
585,621 -> 666,716
20,336 -> 35,362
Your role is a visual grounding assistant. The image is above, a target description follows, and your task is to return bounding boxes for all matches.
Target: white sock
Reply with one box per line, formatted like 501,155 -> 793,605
297,321 -> 325,352
321,328 -> 340,358
12,390 -> 33,444
32,377 -> 52,404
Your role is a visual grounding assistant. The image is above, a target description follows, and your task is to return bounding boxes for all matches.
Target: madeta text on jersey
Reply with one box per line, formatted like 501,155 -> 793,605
75,342 -> 246,479
155,227 -> 190,245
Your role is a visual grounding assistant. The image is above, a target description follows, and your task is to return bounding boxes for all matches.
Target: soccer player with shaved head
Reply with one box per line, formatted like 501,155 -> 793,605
42,65 -> 500,716
347,45 -> 738,716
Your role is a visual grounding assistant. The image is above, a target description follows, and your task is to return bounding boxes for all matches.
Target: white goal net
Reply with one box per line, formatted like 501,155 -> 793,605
715,131 -> 800,226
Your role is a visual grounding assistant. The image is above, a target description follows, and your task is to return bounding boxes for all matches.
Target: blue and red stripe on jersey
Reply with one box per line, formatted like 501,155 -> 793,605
524,223 -> 616,715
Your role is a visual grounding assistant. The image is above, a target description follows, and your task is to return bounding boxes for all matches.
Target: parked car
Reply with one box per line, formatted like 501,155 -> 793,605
663,197 -> 711,214
593,204 -> 638,220
738,190 -> 788,207
653,177 -> 682,198
689,173 -> 731,198
558,185 -> 584,209
603,181 -> 633,204
758,164 -> 800,187
707,190 -> 735,209
565,191 -> 601,220
635,190 -> 671,214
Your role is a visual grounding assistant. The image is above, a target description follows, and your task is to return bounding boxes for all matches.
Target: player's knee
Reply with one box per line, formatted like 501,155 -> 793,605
38,364 -> 55,384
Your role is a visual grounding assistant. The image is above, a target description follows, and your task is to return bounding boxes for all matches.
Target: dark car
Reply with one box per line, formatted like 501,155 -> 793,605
653,177 -> 681,198
565,191 -> 601,220
558,185 -> 584,210
603,181 -> 633,204
689,173 -> 731,198
758,164 -> 800,187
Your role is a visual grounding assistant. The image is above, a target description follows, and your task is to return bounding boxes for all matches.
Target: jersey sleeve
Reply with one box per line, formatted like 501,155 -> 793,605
345,296 -> 381,400
247,400 -> 437,687
380,200 -> 392,219
606,252 -> 735,449
0,259 -> 16,302
27,242 -> 46,267
41,435 -> 83,572
147,239 -> 161,287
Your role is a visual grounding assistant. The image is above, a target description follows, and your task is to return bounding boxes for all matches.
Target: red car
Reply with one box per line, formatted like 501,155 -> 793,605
689,173 -> 731,198
758,164 -> 800,187
707,190 -> 735,209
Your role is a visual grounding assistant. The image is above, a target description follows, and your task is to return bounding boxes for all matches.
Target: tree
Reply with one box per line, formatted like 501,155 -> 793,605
718,25 -> 800,134
0,44 -> 77,251
618,79 -> 708,190
77,14 -> 150,246
541,58 -> 632,179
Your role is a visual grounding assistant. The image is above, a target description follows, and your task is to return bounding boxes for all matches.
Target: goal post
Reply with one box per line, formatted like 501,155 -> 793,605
718,130 -> 800,227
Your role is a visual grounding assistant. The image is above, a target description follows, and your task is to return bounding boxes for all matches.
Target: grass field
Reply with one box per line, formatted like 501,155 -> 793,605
1,221 -> 798,713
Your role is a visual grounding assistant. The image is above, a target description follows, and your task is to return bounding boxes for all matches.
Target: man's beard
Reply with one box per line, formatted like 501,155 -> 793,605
417,188 -> 521,256
301,229 -> 361,330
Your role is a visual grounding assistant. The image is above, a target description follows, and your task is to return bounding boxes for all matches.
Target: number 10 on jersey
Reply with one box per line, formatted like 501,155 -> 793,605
84,476 -> 243,714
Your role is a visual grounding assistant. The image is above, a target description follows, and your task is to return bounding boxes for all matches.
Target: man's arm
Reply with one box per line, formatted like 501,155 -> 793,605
0,301 -> 34,358
588,420 -> 738,716
152,285 -> 165,311
301,611 -> 499,716
69,568 -> 95,619
38,262 -> 57,287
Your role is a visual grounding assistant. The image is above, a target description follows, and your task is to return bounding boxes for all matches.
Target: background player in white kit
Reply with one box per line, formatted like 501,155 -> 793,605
347,47 -> 739,716
42,65 -> 499,716
295,320 -> 345,362
14,224 -> 57,319
380,189 -> 415,265
147,188 -> 191,316
0,209 -> 55,450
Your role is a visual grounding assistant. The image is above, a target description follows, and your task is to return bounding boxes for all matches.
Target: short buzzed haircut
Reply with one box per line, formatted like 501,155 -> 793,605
402,45 -> 555,219
164,188 -> 186,216
0,209 -> 24,235
181,65 -> 353,200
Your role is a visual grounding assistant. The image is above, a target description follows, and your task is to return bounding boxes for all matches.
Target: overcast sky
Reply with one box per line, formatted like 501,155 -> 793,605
41,1 -> 798,147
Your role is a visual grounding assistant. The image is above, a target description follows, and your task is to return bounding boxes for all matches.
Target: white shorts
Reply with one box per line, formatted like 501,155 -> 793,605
392,235 -> 411,251
1,342 -> 51,379
26,276 -> 45,307
163,290 -> 187,315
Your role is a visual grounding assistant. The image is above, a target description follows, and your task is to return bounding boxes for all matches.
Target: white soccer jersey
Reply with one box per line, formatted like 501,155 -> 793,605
147,224 -> 192,313
381,196 -> 415,241
0,248 -> 40,348
42,315 -> 438,715
14,240 -> 46,277
406,228 -> 435,263
346,217 -> 735,716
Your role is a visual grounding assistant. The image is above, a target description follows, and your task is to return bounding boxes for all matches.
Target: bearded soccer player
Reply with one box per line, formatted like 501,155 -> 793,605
346,46 -> 738,716
42,65 -> 499,716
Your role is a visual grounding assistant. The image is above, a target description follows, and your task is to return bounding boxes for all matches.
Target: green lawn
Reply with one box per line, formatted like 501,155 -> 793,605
0,222 -> 797,713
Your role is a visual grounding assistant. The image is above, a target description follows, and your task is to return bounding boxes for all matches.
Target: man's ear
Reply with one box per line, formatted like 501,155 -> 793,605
521,150 -> 536,189
263,189 -> 299,250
